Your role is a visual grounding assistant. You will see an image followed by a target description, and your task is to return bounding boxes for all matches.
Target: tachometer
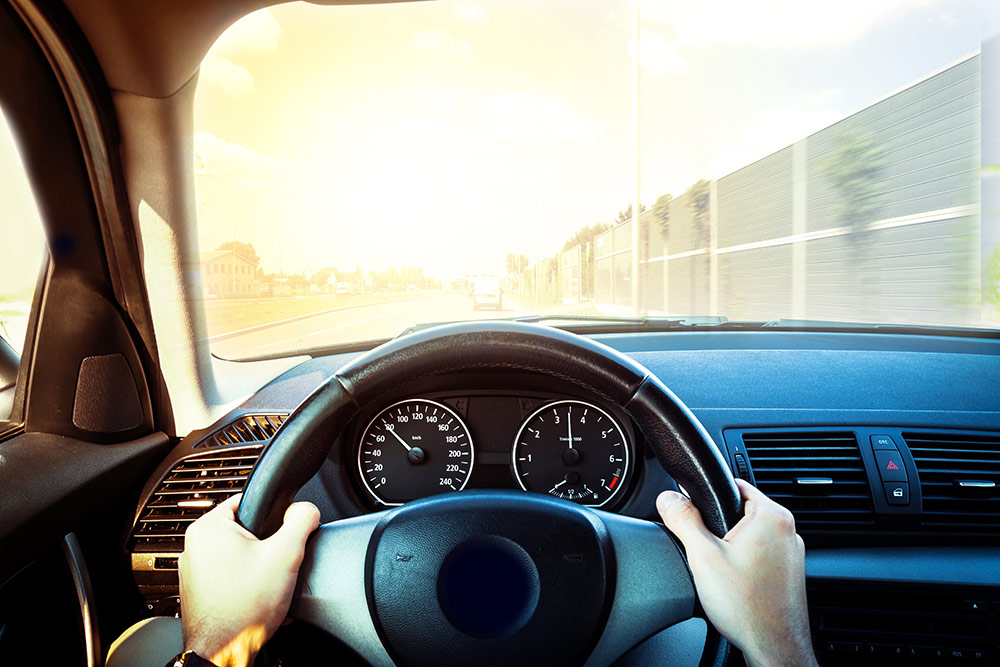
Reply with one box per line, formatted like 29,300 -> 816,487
358,398 -> 474,505
512,400 -> 629,507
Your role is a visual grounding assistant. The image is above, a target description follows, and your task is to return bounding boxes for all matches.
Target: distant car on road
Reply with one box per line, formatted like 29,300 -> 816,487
472,276 -> 503,311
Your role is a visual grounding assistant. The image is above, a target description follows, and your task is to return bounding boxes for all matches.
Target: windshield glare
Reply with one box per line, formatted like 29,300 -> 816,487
190,1 -> 1000,360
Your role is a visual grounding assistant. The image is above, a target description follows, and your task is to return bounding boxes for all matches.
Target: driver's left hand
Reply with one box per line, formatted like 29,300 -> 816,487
178,493 -> 321,667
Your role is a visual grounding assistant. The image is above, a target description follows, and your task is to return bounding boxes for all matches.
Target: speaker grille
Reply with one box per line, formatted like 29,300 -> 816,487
72,353 -> 143,433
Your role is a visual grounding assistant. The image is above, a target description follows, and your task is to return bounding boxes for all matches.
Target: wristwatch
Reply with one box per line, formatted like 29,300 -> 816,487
166,650 -> 219,667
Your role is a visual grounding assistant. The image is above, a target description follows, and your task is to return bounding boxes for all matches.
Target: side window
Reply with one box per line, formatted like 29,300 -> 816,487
0,106 -> 47,424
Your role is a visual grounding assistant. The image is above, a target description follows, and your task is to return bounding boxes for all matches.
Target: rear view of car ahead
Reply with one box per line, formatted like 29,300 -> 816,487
472,276 -> 502,311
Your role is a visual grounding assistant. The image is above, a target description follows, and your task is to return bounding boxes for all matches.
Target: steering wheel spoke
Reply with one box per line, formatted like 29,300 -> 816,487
584,512 -> 697,666
291,513 -> 395,667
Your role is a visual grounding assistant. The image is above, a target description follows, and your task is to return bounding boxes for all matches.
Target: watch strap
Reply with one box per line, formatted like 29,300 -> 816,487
166,650 -> 220,667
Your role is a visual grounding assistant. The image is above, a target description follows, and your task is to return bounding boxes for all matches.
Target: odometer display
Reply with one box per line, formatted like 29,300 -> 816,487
358,399 -> 474,505
512,400 -> 629,507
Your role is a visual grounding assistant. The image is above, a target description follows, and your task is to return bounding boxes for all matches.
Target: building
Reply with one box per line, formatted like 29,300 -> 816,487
198,250 -> 256,299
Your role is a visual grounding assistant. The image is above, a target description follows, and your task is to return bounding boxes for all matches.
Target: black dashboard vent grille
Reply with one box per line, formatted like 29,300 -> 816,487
904,432 -> 1000,532
195,413 -> 287,448
742,432 -> 875,528
131,445 -> 264,551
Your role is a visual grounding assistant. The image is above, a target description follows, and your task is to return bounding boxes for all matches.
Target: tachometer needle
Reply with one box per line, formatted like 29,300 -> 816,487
567,410 -> 573,449
388,428 -> 412,451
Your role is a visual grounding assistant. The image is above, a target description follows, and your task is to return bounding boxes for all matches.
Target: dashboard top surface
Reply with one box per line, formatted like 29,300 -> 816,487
240,331 -> 1000,419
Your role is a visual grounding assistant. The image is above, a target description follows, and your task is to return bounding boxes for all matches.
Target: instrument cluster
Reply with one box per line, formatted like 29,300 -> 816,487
354,393 -> 637,508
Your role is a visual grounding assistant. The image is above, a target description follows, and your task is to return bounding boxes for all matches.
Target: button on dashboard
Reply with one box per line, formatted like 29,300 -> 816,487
883,482 -> 910,505
870,434 -> 897,450
874,450 -> 907,482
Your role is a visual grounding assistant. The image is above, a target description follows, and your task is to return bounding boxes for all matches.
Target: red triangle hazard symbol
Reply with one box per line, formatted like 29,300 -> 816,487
885,460 -> 900,471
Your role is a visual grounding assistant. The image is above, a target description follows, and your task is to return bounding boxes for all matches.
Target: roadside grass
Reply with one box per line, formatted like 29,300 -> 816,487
200,291 -> 420,337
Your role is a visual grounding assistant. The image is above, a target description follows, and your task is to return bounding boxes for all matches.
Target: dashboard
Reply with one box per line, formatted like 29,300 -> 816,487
127,330 -> 1000,664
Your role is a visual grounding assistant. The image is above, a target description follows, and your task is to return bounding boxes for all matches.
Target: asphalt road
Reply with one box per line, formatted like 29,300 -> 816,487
210,291 -> 532,358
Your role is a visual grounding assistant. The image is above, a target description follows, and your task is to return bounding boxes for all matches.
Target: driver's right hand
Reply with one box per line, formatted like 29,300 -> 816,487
657,478 -> 819,667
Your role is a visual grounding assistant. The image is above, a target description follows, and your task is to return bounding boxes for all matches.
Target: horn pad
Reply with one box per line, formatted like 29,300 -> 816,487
366,491 -> 613,667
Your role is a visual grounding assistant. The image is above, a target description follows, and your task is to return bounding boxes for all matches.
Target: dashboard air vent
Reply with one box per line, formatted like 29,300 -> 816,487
131,445 -> 264,551
904,432 -> 1000,532
195,413 -> 287,448
742,432 -> 875,528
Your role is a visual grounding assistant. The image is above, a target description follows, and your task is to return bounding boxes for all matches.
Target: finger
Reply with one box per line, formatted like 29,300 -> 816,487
202,492 -> 243,521
269,502 -> 321,551
656,491 -> 720,555
734,478 -> 772,505
732,478 -> 797,535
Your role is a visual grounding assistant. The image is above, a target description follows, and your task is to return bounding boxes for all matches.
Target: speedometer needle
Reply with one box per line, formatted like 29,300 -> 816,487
388,427 -> 412,451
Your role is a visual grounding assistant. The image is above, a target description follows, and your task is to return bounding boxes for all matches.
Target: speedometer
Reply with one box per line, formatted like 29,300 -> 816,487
358,398 -> 474,506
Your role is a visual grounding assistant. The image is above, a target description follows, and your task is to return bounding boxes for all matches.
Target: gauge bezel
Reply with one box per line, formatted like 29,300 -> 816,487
511,399 -> 631,508
358,398 -> 475,506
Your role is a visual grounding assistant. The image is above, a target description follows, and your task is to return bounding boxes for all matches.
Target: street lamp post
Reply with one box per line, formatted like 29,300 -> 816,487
532,141 -> 575,305
631,0 -> 642,317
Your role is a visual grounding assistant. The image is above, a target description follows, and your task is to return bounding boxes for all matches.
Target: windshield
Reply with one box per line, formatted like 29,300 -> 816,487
192,1 -> 999,360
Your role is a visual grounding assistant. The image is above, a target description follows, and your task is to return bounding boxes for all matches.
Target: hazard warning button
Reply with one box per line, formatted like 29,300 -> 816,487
875,450 -> 907,482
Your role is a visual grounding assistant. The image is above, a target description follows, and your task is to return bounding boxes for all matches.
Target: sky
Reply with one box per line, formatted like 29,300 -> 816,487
191,0 -> 986,281
1,0 -> 986,291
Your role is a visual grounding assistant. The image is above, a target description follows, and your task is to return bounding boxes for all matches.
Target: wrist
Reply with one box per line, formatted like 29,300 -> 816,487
184,624 -> 260,667
743,640 -> 819,667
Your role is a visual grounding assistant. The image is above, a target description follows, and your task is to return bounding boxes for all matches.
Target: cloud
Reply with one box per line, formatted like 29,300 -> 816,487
711,106 -> 843,176
630,33 -> 689,76
927,11 -> 958,25
642,0 -> 938,49
211,8 -> 283,57
411,29 -> 474,58
194,132 -> 278,179
453,1 -> 488,24
483,91 -> 597,146
801,88 -> 845,107
200,9 -> 283,97
199,57 -> 255,97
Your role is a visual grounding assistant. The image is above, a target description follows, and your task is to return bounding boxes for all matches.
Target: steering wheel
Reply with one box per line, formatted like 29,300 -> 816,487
236,322 -> 742,667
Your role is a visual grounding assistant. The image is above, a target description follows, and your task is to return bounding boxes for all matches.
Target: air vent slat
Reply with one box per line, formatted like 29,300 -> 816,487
741,432 -> 875,529
904,431 -> 1000,533
130,417 -> 285,552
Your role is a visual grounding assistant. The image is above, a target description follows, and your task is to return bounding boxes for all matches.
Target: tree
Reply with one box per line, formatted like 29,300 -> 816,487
505,253 -> 530,275
562,222 -> 612,300
684,180 -> 711,248
652,193 -> 673,233
824,127 -> 884,318
216,240 -> 260,268
984,245 -> 1000,313
615,203 -> 647,225
683,180 -> 712,314
562,222 -> 611,252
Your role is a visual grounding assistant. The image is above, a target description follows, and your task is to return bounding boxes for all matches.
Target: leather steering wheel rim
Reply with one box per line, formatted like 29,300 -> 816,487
237,321 -> 742,666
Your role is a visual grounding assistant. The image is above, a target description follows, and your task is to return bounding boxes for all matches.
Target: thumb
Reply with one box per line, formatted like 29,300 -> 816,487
656,491 -> 719,556
268,502 -> 321,569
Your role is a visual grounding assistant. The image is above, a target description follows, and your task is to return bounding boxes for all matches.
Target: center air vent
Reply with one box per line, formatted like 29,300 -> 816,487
904,432 -> 1000,533
741,432 -> 875,528
131,446 -> 264,551
131,414 -> 287,553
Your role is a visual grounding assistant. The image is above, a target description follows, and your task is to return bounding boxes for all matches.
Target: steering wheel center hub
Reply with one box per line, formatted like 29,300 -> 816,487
366,492 -> 612,667
437,535 -> 539,638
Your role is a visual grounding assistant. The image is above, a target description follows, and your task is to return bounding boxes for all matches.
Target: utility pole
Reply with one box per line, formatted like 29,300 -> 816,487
631,0 -> 642,317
